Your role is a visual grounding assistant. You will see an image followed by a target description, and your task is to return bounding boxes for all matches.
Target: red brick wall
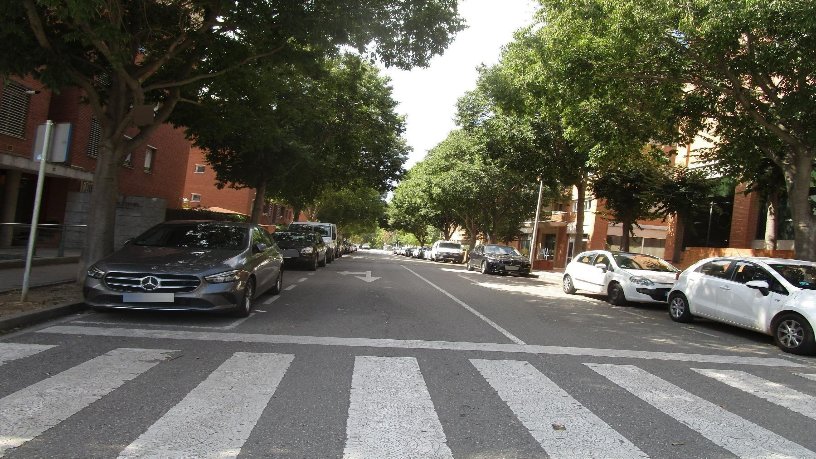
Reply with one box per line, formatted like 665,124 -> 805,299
117,124 -> 189,206
181,147 -> 255,214
729,185 -> 760,249
0,76 -> 51,158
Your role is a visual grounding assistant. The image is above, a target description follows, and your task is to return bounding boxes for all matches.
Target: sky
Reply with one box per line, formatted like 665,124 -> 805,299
381,0 -> 539,169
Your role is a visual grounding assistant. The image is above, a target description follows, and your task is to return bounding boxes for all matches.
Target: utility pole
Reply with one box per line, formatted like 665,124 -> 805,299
529,177 -> 544,266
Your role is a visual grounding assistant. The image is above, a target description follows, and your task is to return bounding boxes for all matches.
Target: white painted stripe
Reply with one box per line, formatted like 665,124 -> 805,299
472,359 -> 646,458
0,348 -> 173,455
344,356 -> 452,459
262,296 -> 280,305
694,369 -> 816,420
0,343 -> 55,366
221,313 -> 254,330
38,325 -> 805,367
297,277 -> 307,283
401,265 -> 526,345
284,284 -> 296,291
588,364 -> 816,459
119,352 -> 293,459
797,373 -> 816,382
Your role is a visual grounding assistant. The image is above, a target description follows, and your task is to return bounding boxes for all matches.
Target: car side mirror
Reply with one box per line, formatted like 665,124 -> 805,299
594,263 -> 608,272
745,280 -> 770,296
253,242 -> 267,253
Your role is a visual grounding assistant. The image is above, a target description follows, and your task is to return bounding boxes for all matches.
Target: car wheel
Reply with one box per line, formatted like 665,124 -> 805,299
310,256 -> 318,271
668,293 -> 693,323
326,253 -> 333,264
319,254 -> 327,267
271,270 -> 283,295
466,260 -> 473,271
607,282 -> 627,305
480,261 -> 489,275
773,313 -> 816,355
233,277 -> 254,317
562,275 -> 576,294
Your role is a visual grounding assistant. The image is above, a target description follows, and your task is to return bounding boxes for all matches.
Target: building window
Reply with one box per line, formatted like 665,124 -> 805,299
144,147 -> 155,173
123,152 -> 133,168
194,164 -> 205,173
572,199 -> 593,212
0,81 -> 32,139
190,193 -> 201,203
86,117 -> 100,158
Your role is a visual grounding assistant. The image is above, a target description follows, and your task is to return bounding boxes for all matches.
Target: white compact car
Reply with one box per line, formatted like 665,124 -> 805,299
563,250 -> 679,305
668,257 -> 816,355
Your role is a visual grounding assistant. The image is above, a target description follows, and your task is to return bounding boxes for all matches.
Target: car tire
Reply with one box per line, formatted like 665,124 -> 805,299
466,260 -> 473,271
233,277 -> 255,317
773,313 -> 816,355
327,253 -> 333,264
319,254 -> 327,267
562,275 -> 576,294
271,270 -> 283,295
607,282 -> 627,305
480,261 -> 489,275
668,293 -> 693,323
310,256 -> 318,271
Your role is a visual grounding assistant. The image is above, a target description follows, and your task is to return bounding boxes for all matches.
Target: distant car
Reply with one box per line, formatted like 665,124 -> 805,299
430,240 -> 464,263
272,230 -> 327,270
467,244 -> 531,276
361,243 -> 371,250
562,250 -> 679,305
288,222 -> 340,261
83,220 -> 283,317
668,257 -> 816,355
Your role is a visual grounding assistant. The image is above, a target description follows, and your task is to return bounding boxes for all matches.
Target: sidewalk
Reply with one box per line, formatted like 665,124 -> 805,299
0,247 -> 81,293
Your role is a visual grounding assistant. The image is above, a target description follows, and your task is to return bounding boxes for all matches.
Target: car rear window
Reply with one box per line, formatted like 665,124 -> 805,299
133,224 -> 247,250
439,243 -> 461,250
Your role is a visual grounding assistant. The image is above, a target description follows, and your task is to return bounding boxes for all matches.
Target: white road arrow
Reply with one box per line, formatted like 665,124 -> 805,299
338,271 -> 381,283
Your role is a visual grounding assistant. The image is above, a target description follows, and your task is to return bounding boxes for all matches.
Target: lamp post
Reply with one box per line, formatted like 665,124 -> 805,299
529,177 -> 544,266
21,119 -> 54,302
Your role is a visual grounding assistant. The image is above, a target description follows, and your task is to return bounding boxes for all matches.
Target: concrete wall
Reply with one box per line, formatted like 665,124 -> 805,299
62,192 -> 165,249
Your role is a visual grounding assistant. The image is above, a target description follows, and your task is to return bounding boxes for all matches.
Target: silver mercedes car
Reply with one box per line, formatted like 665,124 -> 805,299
83,220 -> 283,316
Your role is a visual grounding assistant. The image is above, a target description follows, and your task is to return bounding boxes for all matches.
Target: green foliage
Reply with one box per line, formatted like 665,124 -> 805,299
313,185 -> 387,238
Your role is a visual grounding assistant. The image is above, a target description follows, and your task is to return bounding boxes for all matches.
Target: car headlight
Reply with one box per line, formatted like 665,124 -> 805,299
87,265 -> 105,279
300,247 -> 314,255
205,270 -> 240,283
629,276 -> 654,286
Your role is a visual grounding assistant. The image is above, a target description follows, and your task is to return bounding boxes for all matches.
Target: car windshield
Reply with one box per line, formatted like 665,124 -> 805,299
289,224 -> 329,237
132,223 -> 247,250
613,254 -> 677,272
439,243 -> 461,250
485,245 -> 521,256
273,232 -> 316,246
768,263 -> 816,290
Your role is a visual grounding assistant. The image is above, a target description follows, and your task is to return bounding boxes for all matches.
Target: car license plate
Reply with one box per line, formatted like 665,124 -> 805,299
123,293 -> 174,303
505,265 -> 520,271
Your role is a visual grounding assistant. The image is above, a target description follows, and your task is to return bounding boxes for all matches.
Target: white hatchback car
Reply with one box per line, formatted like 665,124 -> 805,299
563,251 -> 679,305
668,257 -> 816,355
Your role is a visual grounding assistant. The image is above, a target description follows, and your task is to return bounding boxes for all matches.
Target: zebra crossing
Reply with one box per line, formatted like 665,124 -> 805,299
0,341 -> 815,458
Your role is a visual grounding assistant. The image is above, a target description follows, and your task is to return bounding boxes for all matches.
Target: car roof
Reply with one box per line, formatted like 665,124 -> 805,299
163,220 -> 250,227
702,256 -> 815,266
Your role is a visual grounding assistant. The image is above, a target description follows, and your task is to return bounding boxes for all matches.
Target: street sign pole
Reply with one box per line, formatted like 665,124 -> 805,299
21,120 -> 54,302
529,177 -> 544,266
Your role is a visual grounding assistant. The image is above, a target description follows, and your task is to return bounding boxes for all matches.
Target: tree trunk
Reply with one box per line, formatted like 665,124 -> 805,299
250,180 -> 267,224
764,192 -> 779,251
573,177 -> 587,255
620,219 -> 633,252
784,151 -> 816,261
78,141 -> 127,281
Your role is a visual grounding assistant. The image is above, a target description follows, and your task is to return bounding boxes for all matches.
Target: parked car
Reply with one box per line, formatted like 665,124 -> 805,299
562,250 -> 679,305
467,244 -> 531,276
668,257 -> 816,355
287,222 -> 340,261
272,230 -> 327,270
430,240 -> 464,263
84,220 -> 283,317
361,243 -> 371,250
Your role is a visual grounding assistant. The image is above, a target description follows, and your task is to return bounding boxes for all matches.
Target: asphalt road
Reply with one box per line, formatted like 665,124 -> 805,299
1,250 -> 815,458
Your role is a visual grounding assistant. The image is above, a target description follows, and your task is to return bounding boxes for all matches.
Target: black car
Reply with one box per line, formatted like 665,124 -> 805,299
467,244 -> 531,276
272,230 -> 328,270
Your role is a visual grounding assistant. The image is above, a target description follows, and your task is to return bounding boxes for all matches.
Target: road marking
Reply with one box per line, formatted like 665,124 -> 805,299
401,265 -> 526,345
298,277 -> 308,283
344,356 -> 452,459
338,271 -> 380,283
0,343 -> 55,366
284,285 -> 296,291
587,363 -> 816,458
693,368 -> 816,420
472,359 -> 646,458
221,313 -> 254,330
683,326 -> 721,338
119,352 -> 293,459
262,295 -> 280,305
797,373 -> 816,382
38,326 -> 804,367
0,348 -> 174,455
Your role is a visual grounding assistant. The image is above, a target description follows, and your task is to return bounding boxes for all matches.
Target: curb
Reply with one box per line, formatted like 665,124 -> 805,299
0,302 -> 87,333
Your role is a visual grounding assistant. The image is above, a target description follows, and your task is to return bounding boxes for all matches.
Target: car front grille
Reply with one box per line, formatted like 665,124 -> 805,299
104,272 -> 200,293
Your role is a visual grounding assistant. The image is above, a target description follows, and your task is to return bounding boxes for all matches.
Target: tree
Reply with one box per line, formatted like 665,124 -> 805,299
0,0 -> 463,275
538,0 -> 816,259
313,185 -> 386,239
655,166 -> 717,262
